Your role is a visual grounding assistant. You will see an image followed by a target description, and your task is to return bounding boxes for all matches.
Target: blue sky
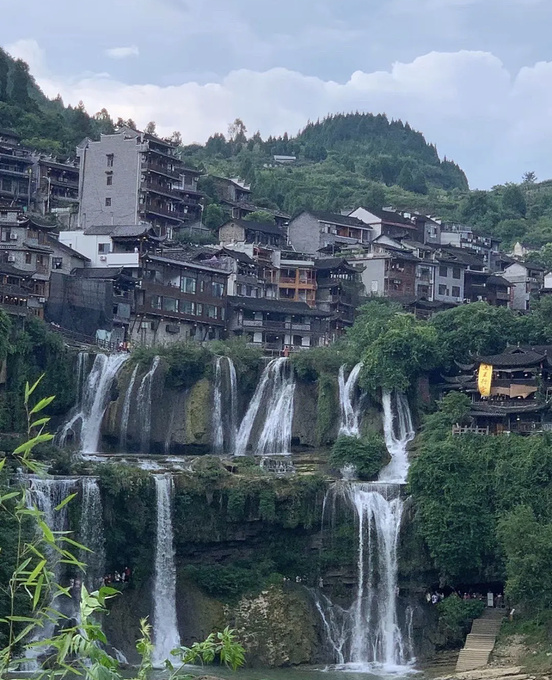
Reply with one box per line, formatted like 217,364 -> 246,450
2,0 -> 552,188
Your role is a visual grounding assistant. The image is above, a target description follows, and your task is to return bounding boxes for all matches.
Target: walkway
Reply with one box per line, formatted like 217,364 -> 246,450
455,608 -> 505,672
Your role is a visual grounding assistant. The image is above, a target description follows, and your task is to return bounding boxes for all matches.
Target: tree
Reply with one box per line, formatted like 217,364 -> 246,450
330,434 -> 389,480
203,203 -> 226,230
501,183 -> 527,217
145,121 -> 157,135
244,210 -> 275,224
522,171 -> 537,184
169,130 -> 182,146
228,118 -> 247,143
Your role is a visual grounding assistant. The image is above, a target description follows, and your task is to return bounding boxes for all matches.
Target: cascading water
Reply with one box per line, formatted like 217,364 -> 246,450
379,390 -> 415,484
79,477 -> 106,590
58,353 -> 129,454
152,475 -> 180,666
338,363 -> 363,437
119,364 -> 139,452
75,351 -> 90,408
235,357 -> 295,456
213,356 -> 238,455
23,477 -> 78,668
137,356 -> 161,454
314,391 -> 415,671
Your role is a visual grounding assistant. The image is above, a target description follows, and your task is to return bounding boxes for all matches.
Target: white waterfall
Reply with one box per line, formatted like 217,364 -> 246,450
23,477 -> 78,668
338,363 -> 363,437
235,358 -> 295,456
314,391 -> 415,671
152,475 -> 180,666
119,364 -> 139,452
213,356 -> 238,455
137,356 -> 161,454
379,390 -> 415,484
80,477 -> 105,590
58,353 -> 129,454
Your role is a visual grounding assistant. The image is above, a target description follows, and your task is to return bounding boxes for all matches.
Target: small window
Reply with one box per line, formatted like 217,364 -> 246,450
106,176 -> 113,186
106,154 -> 114,167
180,276 -> 196,294
439,265 -> 448,278
98,243 -> 110,254
452,286 -> 461,297
105,197 -> 112,207
452,266 -> 461,279
151,295 -> 162,309
52,257 -> 63,270
25,252 -> 32,264
438,284 -> 447,296
196,303 -> 203,316
180,300 -> 195,315
163,297 -> 178,313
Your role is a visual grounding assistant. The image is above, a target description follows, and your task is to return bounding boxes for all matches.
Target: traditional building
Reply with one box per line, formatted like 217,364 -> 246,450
348,207 -> 419,241
287,210 -> 371,255
502,261 -> 545,311
445,346 -> 552,435
218,218 -> 286,249
227,297 -> 329,351
351,237 -> 419,299
33,157 -> 79,224
131,253 -> 230,345
314,258 -> 361,338
0,129 -> 33,209
278,251 -> 317,307
77,126 -> 201,235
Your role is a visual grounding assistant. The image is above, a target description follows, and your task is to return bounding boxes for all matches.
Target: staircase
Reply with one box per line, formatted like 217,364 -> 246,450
455,608 -> 505,672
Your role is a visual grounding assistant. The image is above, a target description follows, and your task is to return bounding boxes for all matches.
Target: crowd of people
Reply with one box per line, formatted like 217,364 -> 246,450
102,566 -> 132,586
426,589 -> 505,608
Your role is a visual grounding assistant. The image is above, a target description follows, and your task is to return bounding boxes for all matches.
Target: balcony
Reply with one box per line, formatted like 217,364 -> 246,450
142,180 -> 182,200
242,319 -> 263,327
144,160 -> 181,181
141,203 -> 184,222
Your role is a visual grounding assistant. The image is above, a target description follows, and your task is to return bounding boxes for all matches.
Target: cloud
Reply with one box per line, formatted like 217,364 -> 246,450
10,40 -> 552,188
105,45 -> 139,59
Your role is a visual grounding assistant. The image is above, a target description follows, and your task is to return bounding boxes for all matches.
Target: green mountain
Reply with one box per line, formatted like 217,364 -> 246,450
183,113 -> 469,218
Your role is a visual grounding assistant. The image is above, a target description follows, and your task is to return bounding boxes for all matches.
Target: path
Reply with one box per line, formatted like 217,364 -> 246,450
456,608 -> 505,672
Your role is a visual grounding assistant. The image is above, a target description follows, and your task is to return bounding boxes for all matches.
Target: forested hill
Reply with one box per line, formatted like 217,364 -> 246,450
0,47 -> 117,157
183,113 -> 469,217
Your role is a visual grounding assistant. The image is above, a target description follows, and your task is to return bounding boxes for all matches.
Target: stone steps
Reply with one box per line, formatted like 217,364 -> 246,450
455,609 -> 505,672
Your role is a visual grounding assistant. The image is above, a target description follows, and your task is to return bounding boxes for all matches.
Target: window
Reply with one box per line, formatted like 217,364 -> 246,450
452,266 -> 461,279
206,305 -> 217,319
199,280 -> 205,293
196,303 -> 203,316
212,282 -> 225,297
180,276 -> 196,294
438,284 -> 447,296
180,300 -> 195,315
106,175 -> 113,186
439,265 -> 448,278
106,154 -> 114,167
98,243 -> 110,254
452,286 -> 461,298
163,297 -> 178,312
36,255 -> 44,266
105,197 -> 112,207
25,252 -> 32,264
151,295 -> 162,309
220,307 -> 225,320
52,257 -> 63,270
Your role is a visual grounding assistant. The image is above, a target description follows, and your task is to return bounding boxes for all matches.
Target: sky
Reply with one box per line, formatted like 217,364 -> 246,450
2,0 -> 552,189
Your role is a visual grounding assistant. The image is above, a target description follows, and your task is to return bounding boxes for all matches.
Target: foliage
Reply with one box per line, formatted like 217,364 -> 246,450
330,434 -> 388,480
291,344 -> 346,382
243,210 -> 276,224
436,594 -> 486,649
316,373 -> 338,446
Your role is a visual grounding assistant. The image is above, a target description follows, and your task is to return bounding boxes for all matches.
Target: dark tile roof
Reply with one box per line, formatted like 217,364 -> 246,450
486,274 -> 511,287
145,253 -> 230,275
228,296 -> 329,317
477,347 -> 546,368
358,207 -> 417,228
74,267 -> 125,279
437,246 -> 485,268
308,210 -> 367,228
221,218 -> 284,237
375,244 -> 420,262
314,257 -> 358,272
47,234 -> 90,261
84,224 -> 154,237
0,261 -> 33,277
471,402 -> 546,415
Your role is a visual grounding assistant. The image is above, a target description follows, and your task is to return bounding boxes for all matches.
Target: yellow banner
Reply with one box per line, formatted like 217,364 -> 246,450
478,363 -> 493,397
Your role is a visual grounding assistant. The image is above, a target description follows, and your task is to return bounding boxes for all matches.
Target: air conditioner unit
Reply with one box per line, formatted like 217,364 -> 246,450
7,255 -> 15,262
38,297 -> 46,303
9,233 -> 17,240
99,255 -> 107,261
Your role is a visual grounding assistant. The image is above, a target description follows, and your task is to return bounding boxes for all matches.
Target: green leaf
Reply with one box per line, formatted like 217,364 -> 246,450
0,491 -> 20,503
29,395 -> 56,415
38,520 -> 54,543
30,417 -> 50,429
55,492 -> 77,511
27,559 -> 47,583
25,374 -> 44,401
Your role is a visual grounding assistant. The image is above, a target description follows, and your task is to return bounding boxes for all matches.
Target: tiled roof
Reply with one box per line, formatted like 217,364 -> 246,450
477,347 -> 546,367
221,218 -> 284,237
308,210 -> 367,228
84,224 -> 154,237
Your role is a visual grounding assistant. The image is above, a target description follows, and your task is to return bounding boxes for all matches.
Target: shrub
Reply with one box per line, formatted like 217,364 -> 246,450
330,434 -> 388,480
436,594 -> 485,648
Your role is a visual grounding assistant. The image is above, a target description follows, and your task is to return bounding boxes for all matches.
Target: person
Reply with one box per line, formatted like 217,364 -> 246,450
425,592 -> 431,603
283,345 -> 290,358
431,593 -> 438,605
124,566 -> 131,582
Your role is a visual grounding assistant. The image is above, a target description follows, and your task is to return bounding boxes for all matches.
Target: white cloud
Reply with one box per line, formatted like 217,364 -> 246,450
9,40 -> 552,188
105,45 -> 139,59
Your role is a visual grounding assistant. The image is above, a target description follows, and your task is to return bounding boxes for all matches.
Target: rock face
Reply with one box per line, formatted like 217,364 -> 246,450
225,584 -> 320,667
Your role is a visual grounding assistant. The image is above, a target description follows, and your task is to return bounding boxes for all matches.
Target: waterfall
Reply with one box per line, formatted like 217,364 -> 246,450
23,477 -> 78,668
119,364 -> 139,452
213,356 -> 238,455
338,363 -> 363,437
75,351 -> 90,408
137,356 -> 161,454
79,477 -> 105,591
152,475 -> 180,666
314,392 -> 415,670
379,390 -> 415,484
235,358 -> 295,456
58,353 -> 129,454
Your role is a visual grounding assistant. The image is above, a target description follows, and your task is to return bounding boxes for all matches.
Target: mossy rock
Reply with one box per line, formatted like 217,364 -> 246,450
185,378 -> 211,445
